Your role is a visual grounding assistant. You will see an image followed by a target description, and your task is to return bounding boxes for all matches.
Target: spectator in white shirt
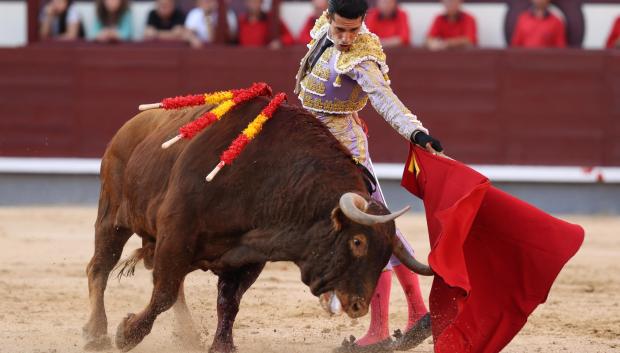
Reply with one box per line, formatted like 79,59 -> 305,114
184,0 -> 237,48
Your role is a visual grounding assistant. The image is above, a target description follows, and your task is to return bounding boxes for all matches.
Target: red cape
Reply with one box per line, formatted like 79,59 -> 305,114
401,146 -> 584,353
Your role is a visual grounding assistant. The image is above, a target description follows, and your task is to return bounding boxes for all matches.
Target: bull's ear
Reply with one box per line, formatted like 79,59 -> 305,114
330,206 -> 349,232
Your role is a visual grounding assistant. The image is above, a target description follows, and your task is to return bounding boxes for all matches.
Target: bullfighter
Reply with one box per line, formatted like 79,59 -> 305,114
293,0 -> 442,351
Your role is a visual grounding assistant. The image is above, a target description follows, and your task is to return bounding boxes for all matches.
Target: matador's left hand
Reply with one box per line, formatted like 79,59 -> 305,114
411,131 -> 443,154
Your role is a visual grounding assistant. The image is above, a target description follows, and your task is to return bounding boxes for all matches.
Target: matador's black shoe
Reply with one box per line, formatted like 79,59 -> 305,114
333,335 -> 394,353
390,313 -> 432,351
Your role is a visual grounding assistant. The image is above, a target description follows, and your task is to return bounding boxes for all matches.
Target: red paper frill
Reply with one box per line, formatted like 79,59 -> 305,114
220,135 -> 250,165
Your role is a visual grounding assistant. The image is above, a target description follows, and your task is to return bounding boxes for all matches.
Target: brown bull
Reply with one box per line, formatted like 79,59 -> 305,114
82,96 -> 432,352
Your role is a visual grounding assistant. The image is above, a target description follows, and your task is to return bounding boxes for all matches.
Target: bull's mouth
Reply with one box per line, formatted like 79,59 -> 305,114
319,290 -> 368,318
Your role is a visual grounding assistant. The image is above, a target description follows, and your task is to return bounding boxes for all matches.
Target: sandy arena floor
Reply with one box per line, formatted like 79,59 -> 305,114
0,207 -> 618,353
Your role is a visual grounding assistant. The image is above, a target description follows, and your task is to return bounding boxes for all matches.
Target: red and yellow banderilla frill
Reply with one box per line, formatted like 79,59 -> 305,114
137,82 -> 273,148
206,92 -> 287,181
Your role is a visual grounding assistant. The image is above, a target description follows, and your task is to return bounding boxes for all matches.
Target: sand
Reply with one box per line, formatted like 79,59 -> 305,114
0,207 -> 618,353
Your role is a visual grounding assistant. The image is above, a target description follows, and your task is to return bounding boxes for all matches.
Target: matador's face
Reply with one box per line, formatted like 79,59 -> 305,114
328,13 -> 363,52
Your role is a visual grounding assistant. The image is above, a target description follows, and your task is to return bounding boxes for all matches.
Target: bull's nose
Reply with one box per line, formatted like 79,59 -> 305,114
347,299 -> 368,318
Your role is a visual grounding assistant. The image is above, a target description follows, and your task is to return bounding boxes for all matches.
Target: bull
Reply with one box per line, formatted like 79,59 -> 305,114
82,95 -> 432,352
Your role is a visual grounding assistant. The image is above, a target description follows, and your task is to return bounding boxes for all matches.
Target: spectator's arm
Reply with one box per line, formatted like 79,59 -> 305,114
184,30 -> 203,48
145,24 -> 186,41
143,25 -> 158,40
465,15 -> 477,46
116,11 -> 133,41
183,11 -> 203,48
441,36 -> 474,49
91,18 -> 105,41
61,21 -> 81,40
39,5 -> 55,39
425,17 -> 443,49
143,11 -> 158,40
381,37 -> 404,48
58,6 -> 82,40
157,26 -> 186,40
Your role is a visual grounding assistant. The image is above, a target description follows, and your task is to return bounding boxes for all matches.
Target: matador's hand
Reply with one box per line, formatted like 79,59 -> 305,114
411,131 -> 443,153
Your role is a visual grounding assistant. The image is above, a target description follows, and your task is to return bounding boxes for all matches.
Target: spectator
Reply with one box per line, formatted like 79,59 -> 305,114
237,0 -> 294,48
39,0 -> 85,40
184,0 -> 237,48
606,16 -> 620,49
425,0 -> 477,50
297,0 -> 328,45
144,0 -> 186,42
511,0 -> 566,48
365,0 -> 410,47
92,0 -> 133,42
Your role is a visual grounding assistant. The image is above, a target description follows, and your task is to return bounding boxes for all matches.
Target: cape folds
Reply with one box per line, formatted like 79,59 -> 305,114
401,146 -> 584,353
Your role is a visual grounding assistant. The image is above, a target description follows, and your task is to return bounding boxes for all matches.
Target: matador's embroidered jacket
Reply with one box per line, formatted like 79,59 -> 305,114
294,12 -> 427,163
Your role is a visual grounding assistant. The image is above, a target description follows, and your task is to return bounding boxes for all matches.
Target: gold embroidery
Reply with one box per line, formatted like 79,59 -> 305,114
363,62 -> 411,117
320,46 -> 334,63
350,84 -> 361,101
312,63 -> 331,81
301,74 -> 326,96
352,119 -> 367,163
321,115 -> 368,163
309,47 -> 333,80
300,89 -> 368,114
321,115 -> 351,132
310,11 -> 329,39
335,33 -> 388,75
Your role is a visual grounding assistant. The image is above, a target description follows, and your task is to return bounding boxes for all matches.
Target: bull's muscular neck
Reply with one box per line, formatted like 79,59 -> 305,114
194,101 -> 368,283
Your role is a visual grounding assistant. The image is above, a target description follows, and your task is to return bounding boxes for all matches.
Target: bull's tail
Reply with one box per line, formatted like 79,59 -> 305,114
112,247 -> 149,280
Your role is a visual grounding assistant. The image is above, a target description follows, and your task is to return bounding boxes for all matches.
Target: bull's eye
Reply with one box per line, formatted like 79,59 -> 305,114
349,234 -> 368,257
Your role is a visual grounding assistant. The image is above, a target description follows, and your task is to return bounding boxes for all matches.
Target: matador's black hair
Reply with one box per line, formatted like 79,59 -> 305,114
327,0 -> 369,19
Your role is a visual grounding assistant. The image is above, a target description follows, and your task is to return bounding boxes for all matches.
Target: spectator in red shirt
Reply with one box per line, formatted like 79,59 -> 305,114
511,0 -> 566,48
606,16 -> 620,49
426,0 -> 477,50
297,0 -> 328,45
237,0 -> 294,48
365,0 -> 410,47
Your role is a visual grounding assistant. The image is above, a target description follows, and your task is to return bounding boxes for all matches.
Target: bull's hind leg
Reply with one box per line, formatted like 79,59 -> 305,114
210,263 -> 265,353
83,222 -> 133,350
115,234 -> 193,352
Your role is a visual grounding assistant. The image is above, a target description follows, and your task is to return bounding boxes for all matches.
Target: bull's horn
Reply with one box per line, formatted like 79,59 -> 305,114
392,236 -> 434,276
339,193 -> 410,226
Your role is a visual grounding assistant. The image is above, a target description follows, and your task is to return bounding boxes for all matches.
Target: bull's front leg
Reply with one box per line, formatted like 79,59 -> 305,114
210,263 -> 265,353
115,235 -> 193,352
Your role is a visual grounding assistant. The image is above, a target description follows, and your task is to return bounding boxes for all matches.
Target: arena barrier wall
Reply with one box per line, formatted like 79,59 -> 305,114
1,45 -> 618,166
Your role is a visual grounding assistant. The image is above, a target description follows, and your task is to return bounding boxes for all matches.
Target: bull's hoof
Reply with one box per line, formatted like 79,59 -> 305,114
390,313 -> 432,351
334,336 -> 393,353
115,313 -> 141,352
83,335 -> 112,351
208,342 -> 237,353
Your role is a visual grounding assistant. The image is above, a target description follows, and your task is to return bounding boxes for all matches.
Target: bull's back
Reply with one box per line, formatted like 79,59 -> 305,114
99,105 -> 213,234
